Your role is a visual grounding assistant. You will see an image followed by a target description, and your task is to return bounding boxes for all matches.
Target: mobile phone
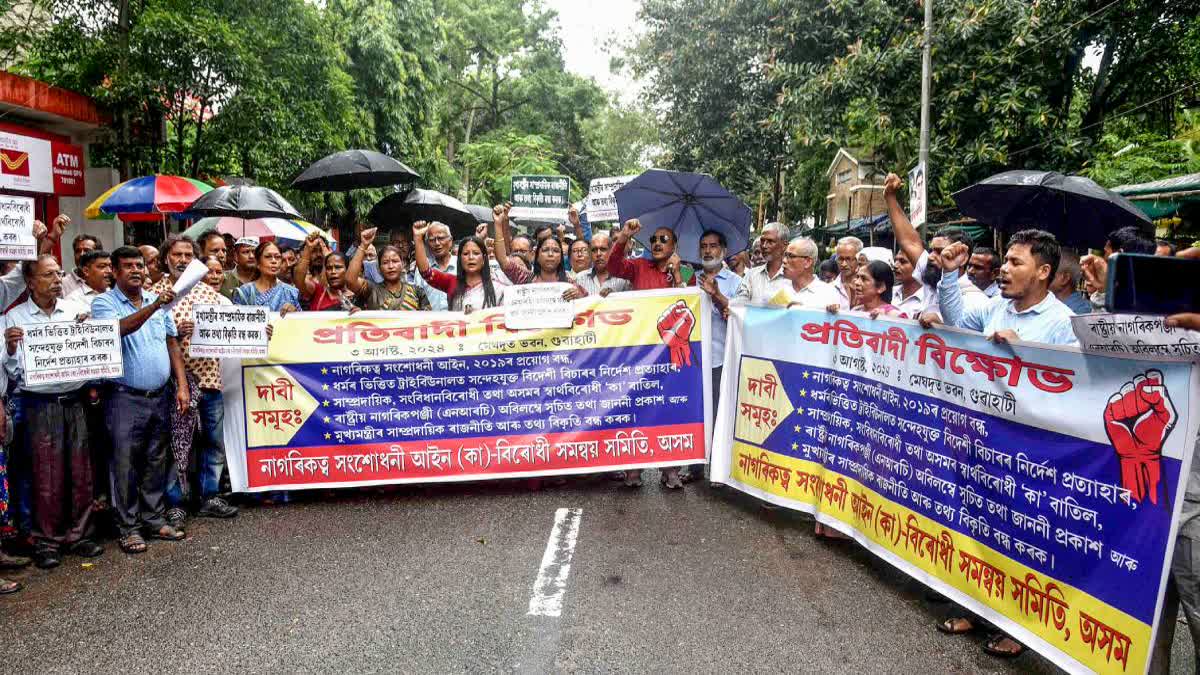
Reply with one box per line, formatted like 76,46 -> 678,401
1105,253 -> 1200,315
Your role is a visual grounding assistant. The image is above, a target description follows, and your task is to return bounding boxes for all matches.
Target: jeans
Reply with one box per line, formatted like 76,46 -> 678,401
195,389 -> 226,500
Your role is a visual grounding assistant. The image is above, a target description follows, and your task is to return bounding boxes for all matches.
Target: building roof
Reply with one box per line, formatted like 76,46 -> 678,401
1112,173 -> 1200,198
826,147 -> 878,177
0,71 -> 107,133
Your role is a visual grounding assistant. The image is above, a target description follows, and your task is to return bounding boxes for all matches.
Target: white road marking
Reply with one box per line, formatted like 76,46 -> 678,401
527,507 -> 583,617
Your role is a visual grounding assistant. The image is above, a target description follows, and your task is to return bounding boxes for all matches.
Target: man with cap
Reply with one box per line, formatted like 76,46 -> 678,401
221,237 -> 258,300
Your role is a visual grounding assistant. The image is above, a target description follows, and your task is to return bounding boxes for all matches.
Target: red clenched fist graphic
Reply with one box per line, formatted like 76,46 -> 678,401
657,300 -> 696,368
1104,370 -> 1177,505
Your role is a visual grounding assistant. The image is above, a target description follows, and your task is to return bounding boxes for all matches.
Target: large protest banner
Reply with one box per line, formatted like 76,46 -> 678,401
712,306 -> 1199,675
223,289 -> 710,492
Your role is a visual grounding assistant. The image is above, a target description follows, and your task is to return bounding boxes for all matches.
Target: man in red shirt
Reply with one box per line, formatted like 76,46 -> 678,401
606,218 -> 689,489
606,218 -> 686,290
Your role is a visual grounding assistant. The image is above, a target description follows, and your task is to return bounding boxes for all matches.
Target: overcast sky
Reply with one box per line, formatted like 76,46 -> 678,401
546,0 -> 643,101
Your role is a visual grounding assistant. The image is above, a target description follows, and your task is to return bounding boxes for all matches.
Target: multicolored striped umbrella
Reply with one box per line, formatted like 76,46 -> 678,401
85,175 -> 213,221
182,217 -> 335,247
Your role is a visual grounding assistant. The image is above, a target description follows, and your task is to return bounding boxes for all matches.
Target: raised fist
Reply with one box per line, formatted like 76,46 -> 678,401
1105,370 -> 1177,505
940,242 -> 970,273
622,218 -> 641,238
656,300 -> 696,368
360,227 -> 378,247
883,173 -> 903,199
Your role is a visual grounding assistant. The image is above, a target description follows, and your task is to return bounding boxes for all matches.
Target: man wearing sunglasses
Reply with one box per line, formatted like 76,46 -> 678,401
607,218 -> 689,489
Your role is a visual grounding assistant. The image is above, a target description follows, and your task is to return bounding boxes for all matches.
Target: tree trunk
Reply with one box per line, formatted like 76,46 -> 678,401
190,99 -> 208,178
461,107 -> 476,200
118,0 -> 132,181
1080,38 -> 1116,138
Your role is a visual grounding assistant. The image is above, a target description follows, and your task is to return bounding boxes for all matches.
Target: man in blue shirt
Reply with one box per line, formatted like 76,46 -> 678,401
91,246 -> 189,554
692,229 -> 743,482
929,229 -> 1078,346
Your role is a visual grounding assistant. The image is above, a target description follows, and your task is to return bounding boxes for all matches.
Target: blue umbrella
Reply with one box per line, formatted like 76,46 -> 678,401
614,169 -> 751,262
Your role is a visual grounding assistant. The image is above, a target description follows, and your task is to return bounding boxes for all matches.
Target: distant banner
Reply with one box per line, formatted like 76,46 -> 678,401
712,306 -> 1199,675
223,289 -> 710,492
0,195 -> 36,260
510,174 -> 571,222
21,319 -> 122,385
1073,313 -> 1200,362
191,304 -> 270,358
585,175 -> 635,223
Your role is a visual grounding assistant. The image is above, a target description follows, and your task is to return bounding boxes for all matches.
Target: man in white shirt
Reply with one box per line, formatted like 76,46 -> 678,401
777,237 -> 840,309
4,255 -> 104,569
883,172 -> 988,317
967,247 -> 1001,298
733,222 -> 790,304
891,250 -> 928,317
64,250 -> 112,308
59,232 -> 101,298
832,236 -> 863,309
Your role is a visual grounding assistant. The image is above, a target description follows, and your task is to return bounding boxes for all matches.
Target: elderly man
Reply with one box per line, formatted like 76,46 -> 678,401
1050,249 -> 1091,315
151,235 -> 238,522
59,233 -> 101,298
137,244 -> 163,286
733,222 -> 790,304
91,246 -> 189,554
574,232 -> 631,297
692,229 -> 742,483
4,255 -> 104,569
832,236 -> 863,309
607,218 -> 690,489
413,222 -> 456,311
64,250 -> 112,307
776,237 -> 840,308
220,237 -> 258,300
884,173 -> 987,316
967,247 -> 1001,297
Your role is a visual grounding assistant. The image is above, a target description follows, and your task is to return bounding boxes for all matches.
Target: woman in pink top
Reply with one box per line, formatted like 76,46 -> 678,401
825,260 -> 907,319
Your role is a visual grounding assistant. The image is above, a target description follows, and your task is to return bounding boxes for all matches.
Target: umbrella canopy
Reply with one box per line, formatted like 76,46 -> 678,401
614,169 -> 752,262
368,189 -> 478,239
85,175 -> 213,221
182,217 -> 334,247
465,204 -> 493,225
292,149 -> 420,192
952,170 -> 1152,248
184,185 -> 303,220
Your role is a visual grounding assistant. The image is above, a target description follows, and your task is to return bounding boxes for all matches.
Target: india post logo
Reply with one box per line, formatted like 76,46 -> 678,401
0,149 -> 30,177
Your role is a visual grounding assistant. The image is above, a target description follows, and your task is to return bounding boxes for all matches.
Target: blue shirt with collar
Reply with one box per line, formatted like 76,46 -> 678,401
1063,291 -> 1092,315
91,285 -> 178,391
937,270 -> 1078,346
702,265 -> 743,369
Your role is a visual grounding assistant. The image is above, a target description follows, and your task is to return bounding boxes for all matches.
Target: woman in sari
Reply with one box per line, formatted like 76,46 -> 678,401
345,228 -> 430,312
413,221 -> 505,313
233,240 -> 301,314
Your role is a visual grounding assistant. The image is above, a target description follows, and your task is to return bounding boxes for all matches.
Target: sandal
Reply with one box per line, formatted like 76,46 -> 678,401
982,633 -> 1025,658
119,533 -> 148,554
0,578 -> 21,595
623,470 -> 643,488
0,552 -> 31,570
146,525 -> 186,542
936,617 -> 977,635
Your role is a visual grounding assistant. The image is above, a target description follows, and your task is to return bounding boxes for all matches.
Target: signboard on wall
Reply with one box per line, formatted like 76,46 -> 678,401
0,129 -> 85,196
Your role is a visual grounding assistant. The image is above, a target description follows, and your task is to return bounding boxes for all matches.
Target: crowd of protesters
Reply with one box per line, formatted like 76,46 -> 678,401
0,180 -> 1198,671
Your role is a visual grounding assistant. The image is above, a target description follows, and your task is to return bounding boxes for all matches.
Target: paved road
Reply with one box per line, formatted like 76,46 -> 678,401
1,472 -> 1192,673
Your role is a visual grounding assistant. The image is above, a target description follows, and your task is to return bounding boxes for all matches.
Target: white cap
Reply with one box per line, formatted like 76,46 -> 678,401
234,236 -> 260,249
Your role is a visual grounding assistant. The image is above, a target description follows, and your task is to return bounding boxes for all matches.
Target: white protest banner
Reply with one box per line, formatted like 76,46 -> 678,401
164,258 -> 210,311
585,175 -> 636,223
20,319 -> 122,385
1072,313 -> 1200,362
504,283 -> 575,329
0,195 -> 37,260
191,304 -> 270,358
908,162 -> 927,228
510,174 -> 571,222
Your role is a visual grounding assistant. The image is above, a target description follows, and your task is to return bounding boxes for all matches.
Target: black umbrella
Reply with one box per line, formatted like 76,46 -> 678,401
291,149 -> 420,192
368,189 -> 478,239
183,185 -> 303,220
952,170 -> 1152,248
465,204 -> 493,225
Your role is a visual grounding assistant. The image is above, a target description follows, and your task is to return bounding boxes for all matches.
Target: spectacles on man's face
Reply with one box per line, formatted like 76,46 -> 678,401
783,253 -> 811,261
650,235 -> 672,245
